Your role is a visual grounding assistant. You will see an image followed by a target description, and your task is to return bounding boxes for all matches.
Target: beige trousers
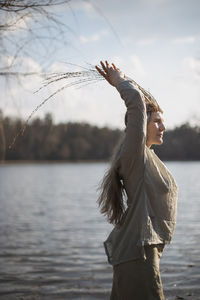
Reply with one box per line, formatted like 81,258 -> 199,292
110,244 -> 165,300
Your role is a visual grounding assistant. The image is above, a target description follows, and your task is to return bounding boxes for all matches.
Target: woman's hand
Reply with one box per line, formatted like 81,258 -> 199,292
95,60 -> 126,87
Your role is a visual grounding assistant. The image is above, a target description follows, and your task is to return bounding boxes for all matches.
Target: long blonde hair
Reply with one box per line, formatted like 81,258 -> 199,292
97,83 -> 163,226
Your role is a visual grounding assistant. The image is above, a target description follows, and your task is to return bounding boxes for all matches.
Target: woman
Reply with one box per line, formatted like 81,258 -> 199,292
96,61 -> 178,300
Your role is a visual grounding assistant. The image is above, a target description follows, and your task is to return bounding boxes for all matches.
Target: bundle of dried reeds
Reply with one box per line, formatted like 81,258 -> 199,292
9,65 -> 103,148
9,64 -> 160,148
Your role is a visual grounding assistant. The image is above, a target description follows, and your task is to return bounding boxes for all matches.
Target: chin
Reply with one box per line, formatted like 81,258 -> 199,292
155,138 -> 163,145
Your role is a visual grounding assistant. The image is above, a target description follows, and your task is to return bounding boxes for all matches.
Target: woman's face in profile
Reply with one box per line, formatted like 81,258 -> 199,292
146,112 -> 165,147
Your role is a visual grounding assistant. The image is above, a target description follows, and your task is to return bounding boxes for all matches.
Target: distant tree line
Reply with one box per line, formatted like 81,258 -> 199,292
0,112 -> 122,161
153,123 -> 200,160
1,111 -> 200,161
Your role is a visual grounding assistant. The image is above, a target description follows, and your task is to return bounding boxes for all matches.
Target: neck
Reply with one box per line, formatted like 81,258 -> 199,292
146,142 -> 152,148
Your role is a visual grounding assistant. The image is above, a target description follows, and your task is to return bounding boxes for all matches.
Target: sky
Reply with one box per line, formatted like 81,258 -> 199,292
1,0 -> 200,130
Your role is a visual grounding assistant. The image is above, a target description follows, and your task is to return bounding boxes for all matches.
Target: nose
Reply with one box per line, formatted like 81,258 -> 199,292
160,122 -> 165,132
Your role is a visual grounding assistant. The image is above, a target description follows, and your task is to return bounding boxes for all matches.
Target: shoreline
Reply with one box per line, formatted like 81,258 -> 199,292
1,159 -> 200,165
0,159 -> 108,165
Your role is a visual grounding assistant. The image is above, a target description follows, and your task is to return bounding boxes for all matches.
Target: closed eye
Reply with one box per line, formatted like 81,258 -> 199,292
154,118 -> 164,123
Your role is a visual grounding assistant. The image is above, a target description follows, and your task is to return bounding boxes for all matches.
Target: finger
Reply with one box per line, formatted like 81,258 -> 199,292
105,60 -> 110,68
100,61 -> 108,73
112,63 -> 117,70
95,65 -> 107,79
95,65 -> 104,75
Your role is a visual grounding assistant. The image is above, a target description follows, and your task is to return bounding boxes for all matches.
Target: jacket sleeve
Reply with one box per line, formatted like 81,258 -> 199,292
116,79 -> 147,178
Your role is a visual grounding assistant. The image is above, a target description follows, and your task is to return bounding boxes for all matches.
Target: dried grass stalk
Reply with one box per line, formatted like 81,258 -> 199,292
9,65 -> 103,148
9,64 -> 160,148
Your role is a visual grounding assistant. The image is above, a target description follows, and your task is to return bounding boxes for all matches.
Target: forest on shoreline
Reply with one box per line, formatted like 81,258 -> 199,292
1,111 -> 200,161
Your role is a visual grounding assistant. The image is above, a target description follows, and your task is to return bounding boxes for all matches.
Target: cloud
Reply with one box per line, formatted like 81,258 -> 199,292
71,0 -> 95,13
79,30 -> 108,44
48,61 -> 78,73
0,56 -> 42,116
137,37 -> 157,46
1,14 -> 31,38
182,57 -> 200,80
111,55 -> 146,78
155,56 -> 200,128
129,55 -> 146,78
172,36 -> 197,44
1,55 -> 42,73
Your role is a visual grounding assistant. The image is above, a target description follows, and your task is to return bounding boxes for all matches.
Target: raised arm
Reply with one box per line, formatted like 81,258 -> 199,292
117,79 -> 147,175
96,61 -> 147,176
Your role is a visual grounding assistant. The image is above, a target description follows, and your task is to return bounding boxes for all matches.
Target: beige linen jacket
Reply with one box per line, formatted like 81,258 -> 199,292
104,79 -> 178,266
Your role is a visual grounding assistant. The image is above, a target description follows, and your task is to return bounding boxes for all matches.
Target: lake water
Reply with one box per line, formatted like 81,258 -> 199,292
0,162 -> 200,300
